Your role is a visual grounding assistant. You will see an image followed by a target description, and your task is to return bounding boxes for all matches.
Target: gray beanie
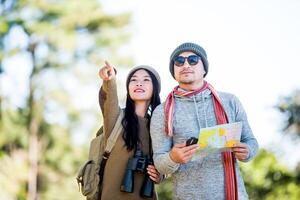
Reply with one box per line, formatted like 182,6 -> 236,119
169,42 -> 209,78
126,65 -> 161,93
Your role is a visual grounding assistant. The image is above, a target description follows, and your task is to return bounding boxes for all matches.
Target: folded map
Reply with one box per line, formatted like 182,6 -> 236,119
195,122 -> 243,154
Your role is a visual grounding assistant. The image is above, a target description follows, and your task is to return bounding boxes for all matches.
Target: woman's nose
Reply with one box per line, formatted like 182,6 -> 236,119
135,81 -> 143,86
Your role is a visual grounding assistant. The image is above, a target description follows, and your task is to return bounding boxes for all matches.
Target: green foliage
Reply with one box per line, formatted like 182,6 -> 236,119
0,109 -> 28,152
241,149 -> 300,200
0,151 -> 28,200
0,0 -> 131,69
0,0 -> 131,199
277,90 -> 300,137
156,176 -> 172,200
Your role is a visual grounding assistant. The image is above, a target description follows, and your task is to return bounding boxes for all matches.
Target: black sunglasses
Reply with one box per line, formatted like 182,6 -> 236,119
173,55 -> 201,67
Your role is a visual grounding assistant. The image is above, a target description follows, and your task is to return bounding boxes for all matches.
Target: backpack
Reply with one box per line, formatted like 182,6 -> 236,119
76,110 -> 124,200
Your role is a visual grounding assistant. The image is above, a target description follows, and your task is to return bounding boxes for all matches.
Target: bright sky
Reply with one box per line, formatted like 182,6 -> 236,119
102,0 -> 300,167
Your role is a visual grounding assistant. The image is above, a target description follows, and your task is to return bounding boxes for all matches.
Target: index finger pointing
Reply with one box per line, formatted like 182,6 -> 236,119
104,60 -> 113,70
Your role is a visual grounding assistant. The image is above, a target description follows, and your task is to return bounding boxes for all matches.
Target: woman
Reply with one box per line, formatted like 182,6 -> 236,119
98,61 -> 162,200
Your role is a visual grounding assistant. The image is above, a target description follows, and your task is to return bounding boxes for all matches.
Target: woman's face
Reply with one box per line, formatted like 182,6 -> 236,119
128,69 -> 153,102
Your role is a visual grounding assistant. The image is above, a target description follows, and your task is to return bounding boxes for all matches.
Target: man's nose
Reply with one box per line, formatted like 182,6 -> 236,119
182,61 -> 192,68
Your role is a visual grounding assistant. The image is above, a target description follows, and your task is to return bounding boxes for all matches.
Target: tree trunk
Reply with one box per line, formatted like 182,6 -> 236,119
28,117 -> 39,200
0,73 -> 3,121
27,43 -> 39,200
0,93 -> 2,121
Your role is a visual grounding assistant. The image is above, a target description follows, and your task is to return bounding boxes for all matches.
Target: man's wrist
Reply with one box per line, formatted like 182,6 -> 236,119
169,151 -> 179,164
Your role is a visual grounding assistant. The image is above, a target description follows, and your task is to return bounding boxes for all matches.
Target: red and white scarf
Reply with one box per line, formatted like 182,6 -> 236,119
164,81 -> 238,200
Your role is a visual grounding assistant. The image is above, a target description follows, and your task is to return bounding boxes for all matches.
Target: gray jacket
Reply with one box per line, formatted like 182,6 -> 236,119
150,88 -> 258,200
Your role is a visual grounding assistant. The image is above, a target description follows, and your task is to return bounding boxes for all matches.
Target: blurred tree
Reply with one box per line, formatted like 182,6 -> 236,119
0,0 -> 131,199
156,176 -> 172,200
240,90 -> 300,199
241,149 -> 300,200
277,90 -> 300,137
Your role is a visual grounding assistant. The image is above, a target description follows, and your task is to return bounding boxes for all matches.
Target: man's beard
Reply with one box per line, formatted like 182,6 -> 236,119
179,79 -> 194,84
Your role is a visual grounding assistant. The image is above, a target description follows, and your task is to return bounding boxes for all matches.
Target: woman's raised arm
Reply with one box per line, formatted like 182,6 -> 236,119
98,61 -> 121,138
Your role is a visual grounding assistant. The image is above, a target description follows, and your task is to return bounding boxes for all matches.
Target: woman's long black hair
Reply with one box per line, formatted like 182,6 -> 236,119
121,68 -> 161,151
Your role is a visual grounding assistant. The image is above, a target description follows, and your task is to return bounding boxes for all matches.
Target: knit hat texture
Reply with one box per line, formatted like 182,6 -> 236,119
126,65 -> 161,93
169,42 -> 209,78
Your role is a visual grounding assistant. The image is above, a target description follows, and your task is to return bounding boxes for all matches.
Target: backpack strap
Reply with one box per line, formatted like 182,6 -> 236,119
99,109 -> 124,185
104,109 -> 124,155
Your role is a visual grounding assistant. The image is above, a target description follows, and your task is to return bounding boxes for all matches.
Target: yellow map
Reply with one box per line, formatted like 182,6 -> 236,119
197,122 -> 242,153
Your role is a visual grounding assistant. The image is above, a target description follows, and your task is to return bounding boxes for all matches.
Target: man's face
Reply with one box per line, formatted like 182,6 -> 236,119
174,51 -> 206,86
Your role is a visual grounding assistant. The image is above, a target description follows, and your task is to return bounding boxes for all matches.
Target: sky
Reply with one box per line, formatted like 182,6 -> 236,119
101,0 -> 300,167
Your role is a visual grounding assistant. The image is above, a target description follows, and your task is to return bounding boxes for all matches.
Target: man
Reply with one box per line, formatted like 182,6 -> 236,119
150,42 -> 258,200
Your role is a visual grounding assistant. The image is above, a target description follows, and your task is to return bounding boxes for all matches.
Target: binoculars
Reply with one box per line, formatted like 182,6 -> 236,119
120,149 -> 154,198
